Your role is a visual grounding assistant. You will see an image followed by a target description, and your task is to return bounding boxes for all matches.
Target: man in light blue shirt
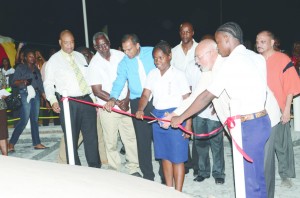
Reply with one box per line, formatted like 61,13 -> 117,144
105,34 -> 158,181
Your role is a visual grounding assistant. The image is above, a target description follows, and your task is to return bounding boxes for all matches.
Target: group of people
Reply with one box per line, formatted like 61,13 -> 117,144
0,20 -> 299,197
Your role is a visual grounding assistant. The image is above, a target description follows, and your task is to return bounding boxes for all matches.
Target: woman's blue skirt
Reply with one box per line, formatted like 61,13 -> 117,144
152,107 -> 189,164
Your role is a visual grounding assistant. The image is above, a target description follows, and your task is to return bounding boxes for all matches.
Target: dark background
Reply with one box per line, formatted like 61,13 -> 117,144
1,0 -> 300,59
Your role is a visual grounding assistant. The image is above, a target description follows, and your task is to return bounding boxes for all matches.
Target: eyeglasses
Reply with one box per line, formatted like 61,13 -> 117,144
194,51 -> 211,62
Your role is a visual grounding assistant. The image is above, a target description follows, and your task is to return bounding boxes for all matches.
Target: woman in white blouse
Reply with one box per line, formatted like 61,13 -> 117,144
136,41 -> 191,191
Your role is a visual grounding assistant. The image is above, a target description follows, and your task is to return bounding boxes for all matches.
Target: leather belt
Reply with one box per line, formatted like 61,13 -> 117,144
240,110 -> 267,122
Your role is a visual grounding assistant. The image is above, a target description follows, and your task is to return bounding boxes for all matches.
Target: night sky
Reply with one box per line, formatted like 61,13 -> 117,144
1,0 -> 300,57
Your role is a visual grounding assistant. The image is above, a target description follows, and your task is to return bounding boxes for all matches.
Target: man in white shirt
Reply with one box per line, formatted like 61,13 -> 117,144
170,22 -> 271,198
44,30 -> 100,168
88,32 -> 140,176
171,22 -> 199,175
185,39 -> 226,184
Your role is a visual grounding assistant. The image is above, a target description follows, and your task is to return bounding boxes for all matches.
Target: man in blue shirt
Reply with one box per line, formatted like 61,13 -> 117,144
104,34 -> 158,181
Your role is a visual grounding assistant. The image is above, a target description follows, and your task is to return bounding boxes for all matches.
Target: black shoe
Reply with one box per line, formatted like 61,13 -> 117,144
215,178 -> 225,184
193,170 -> 199,177
161,178 -> 166,184
131,172 -> 142,177
120,147 -> 126,155
193,175 -> 208,182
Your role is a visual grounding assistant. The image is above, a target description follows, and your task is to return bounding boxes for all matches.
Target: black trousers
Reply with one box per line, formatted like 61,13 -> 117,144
130,98 -> 157,180
59,95 -> 100,168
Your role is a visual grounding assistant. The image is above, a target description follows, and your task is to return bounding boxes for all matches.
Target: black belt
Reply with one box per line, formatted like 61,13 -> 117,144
68,94 -> 90,100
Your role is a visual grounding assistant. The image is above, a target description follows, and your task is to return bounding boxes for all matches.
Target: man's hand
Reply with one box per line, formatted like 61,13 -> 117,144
135,110 -> 144,120
52,102 -> 61,113
281,108 -> 291,124
171,115 -> 184,128
104,99 -> 116,112
160,112 -> 176,129
116,98 -> 129,112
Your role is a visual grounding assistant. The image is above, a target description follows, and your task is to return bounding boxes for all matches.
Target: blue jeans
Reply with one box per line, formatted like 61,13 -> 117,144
9,88 -> 41,146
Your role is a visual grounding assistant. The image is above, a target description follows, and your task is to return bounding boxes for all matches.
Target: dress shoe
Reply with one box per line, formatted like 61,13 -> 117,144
34,144 -> 47,150
8,143 -> 15,152
193,175 -> 209,182
281,178 -> 293,188
131,172 -> 142,178
215,178 -> 225,184
193,170 -> 199,177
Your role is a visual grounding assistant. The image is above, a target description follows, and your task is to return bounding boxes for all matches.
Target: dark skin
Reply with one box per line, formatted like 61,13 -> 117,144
13,52 -> 48,104
93,35 -> 130,111
179,22 -> 195,55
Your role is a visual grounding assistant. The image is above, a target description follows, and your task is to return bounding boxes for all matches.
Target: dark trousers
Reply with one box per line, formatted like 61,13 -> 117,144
59,95 -> 100,168
130,98 -> 156,180
193,116 -> 225,179
242,115 -> 271,198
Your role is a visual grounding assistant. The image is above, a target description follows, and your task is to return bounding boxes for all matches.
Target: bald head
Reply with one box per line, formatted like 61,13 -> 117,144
256,30 -> 275,56
179,22 -> 194,44
59,30 -> 75,54
195,39 -> 218,71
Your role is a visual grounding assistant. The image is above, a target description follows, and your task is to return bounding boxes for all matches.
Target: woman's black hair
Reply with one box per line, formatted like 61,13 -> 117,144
152,40 -> 172,56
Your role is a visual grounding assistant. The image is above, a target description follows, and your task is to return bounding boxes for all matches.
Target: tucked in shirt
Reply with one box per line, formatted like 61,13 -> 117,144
88,49 -> 126,109
44,50 -> 90,105
144,66 -> 190,110
110,47 -> 156,100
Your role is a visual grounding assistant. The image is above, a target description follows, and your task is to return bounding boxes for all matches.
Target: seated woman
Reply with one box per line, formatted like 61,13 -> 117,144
8,49 -> 47,152
0,71 -> 8,155
136,41 -> 191,191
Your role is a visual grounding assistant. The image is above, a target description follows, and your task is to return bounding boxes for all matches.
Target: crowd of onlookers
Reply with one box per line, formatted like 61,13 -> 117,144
0,21 -> 299,197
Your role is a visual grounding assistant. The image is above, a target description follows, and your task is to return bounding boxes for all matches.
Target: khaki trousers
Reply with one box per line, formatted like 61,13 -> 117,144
57,113 -> 108,164
99,109 -> 139,174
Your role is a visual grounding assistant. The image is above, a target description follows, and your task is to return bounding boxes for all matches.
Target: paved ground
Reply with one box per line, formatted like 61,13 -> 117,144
7,121 -> 300,198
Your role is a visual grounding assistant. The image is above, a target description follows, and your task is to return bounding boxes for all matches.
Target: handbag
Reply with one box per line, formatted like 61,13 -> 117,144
5,92 -> 22,111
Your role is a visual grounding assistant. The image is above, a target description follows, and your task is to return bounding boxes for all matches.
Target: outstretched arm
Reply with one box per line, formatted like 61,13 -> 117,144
171,90 -> 216,127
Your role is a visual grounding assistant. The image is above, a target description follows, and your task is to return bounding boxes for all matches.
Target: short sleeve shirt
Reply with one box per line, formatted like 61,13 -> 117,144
144,66 -> 191,109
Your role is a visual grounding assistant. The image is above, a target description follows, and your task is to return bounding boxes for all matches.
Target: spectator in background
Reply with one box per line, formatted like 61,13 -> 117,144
0,57 -> 15,86
15,42 -> 25,66
256,30 -> 300,190
291,41 -> 300,75
76,46 -> 94,64
0,71 -> 8,155
35,50 -> 46,70
171,21 -> 198,175
40,49 -> 60,127
8,49 -> 47,152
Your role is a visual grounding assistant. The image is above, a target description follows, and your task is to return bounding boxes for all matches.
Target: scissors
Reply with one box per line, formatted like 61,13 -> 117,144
147,112 -> 161,124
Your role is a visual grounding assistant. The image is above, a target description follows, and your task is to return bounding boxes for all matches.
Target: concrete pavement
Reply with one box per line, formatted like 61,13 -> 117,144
6,121 -> 300,198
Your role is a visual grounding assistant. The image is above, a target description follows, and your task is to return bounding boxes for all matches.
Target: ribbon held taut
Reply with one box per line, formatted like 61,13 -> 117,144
61,96 -> 253,162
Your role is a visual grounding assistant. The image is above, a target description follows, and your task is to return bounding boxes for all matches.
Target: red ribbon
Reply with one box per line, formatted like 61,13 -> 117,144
61,97 -> 253,162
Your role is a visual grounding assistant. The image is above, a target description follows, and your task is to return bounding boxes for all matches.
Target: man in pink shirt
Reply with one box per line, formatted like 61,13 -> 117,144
256,31 -> 300,193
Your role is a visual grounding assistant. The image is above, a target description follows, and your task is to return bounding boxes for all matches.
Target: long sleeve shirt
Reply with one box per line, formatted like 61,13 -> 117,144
110,47 -> 156,100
